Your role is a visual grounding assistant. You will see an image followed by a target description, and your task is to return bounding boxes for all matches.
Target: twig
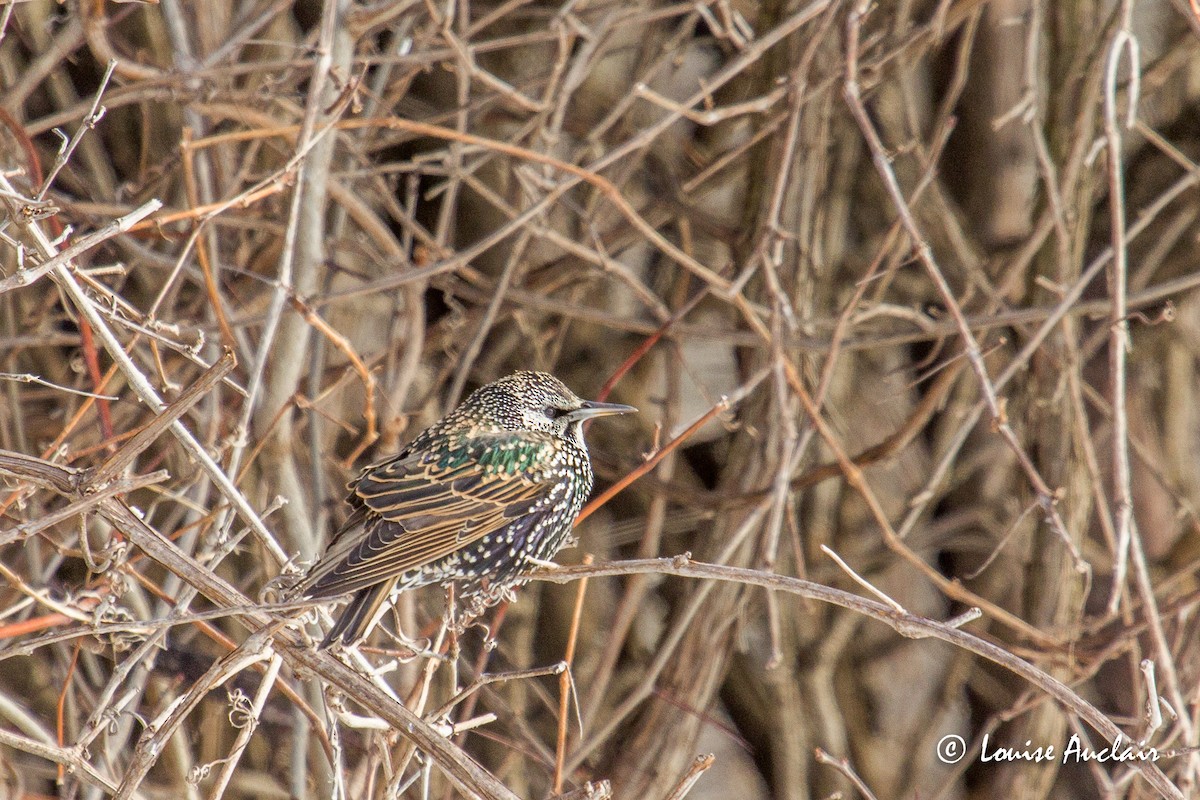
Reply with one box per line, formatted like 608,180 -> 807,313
821,544 -> 905,613
88,348 -> 236,486
0,171 -> 289,567
203,652 -> 283,800
1102,6 -> 1137,616
35,60 -> 116,202
815,748 -> 881,800
662,753 -> 715,800
537,556 -> 1183,799
0,197 -> 161,295
575,374 -> 762,526
0,372 -> 117,400
115,631 -> 276,799
553,554 -> 592,794
287,296 -> 378,464
844,1 -> 1088,576
0,727 -> 118,793
0,470 -> 166,548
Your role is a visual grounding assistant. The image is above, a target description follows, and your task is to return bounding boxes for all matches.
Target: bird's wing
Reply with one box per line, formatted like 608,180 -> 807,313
300,432 -> 563,598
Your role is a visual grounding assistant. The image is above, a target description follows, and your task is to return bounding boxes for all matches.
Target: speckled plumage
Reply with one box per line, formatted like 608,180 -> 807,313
298,371 -> 635,648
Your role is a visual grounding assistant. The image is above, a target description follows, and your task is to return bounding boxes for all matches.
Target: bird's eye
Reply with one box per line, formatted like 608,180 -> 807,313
544,405 -> 564,419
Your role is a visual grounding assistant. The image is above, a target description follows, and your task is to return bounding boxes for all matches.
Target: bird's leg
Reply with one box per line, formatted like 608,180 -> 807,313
483,601 -> 509,651
377,632 -> 432,661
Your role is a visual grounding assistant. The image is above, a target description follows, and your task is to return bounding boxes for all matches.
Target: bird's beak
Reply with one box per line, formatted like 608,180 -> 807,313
569,400 -> 638,421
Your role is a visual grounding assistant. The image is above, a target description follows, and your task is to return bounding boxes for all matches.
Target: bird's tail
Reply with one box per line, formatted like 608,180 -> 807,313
319,578 -> 397,649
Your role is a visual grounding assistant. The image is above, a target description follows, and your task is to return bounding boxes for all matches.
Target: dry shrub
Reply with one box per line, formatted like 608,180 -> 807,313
1,2 -> 1199,798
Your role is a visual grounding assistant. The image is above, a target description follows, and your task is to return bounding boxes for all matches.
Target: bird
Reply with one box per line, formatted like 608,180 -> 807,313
296,371 -> 636,648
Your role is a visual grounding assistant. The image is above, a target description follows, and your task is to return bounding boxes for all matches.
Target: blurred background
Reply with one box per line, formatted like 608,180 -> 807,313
2,1 -> 1200,798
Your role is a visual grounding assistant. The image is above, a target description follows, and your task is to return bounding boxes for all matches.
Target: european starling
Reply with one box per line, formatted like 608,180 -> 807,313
298,371 -> 636,648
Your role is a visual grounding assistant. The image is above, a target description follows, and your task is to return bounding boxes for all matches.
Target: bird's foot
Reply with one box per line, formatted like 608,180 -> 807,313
259,569 -> 304,603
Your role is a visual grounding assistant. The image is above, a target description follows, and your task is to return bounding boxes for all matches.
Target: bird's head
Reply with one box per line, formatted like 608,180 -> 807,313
462,371 -> 636,441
